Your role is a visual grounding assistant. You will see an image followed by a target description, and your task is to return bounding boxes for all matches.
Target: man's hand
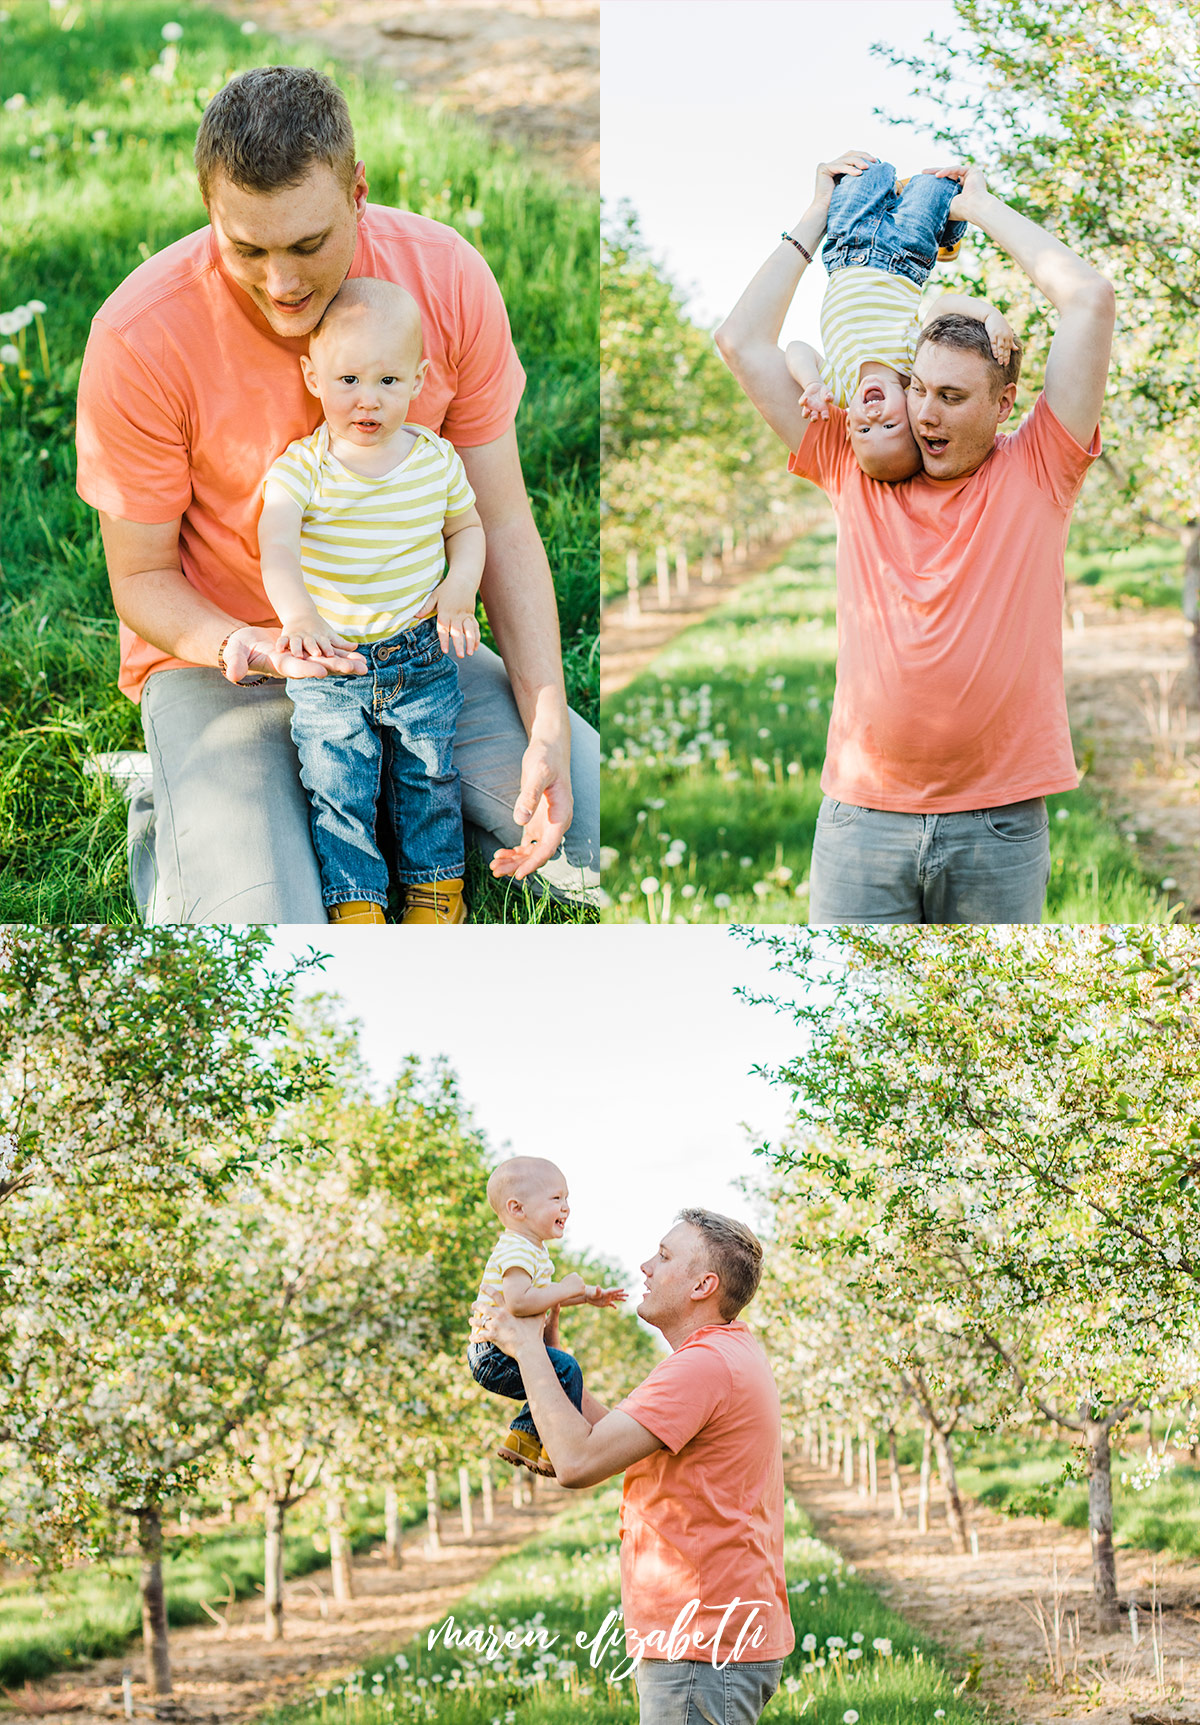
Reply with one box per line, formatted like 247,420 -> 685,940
489,736 -> 573,880
942,164 -> 989,223
222,623 -> 367,683
812,149 -> 878,214
478,1303 -> 545,1360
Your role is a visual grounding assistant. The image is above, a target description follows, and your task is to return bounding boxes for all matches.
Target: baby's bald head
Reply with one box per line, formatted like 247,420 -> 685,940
487,1156 -> 567,1221
309,275 -> 424,366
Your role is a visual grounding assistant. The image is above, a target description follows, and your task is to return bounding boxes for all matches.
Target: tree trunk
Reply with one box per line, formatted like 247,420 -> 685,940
842,1427 -> 854,1487
426,1469 -> 442,1550
917,1423 -> 933,1534
932,1427 -> 969,1554
857,1419 -> 869,1497
137,1510 -> 173,1697
867,1429 -> 878,1501
263,1497 -> 285,1642
327,1493 -> 354,1601
458,1465 -> 473,1539
888,1428 -> 904,1522
481,1459 -> 494,1525
1084,1418 -> 1121,1632
384,1486 -> 403,1570
1181,520 -> 1199,694
830,1428 -> 842,1476
818,1417 -> 829,1470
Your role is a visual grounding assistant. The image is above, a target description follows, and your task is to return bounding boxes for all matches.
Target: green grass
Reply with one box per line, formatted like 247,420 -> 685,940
0,0 -> 596,924
950,1433 -> 1200,1565
600,524 -> 1181,924
1066,536 -> 1185,611
0,1490 -> 418,1688
258,1489 -> 980,1725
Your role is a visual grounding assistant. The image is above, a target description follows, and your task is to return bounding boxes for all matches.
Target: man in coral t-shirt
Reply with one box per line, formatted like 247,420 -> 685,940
480,1209 -> 794,1725
716,151 -> 1115,925
75,65 -> 596,922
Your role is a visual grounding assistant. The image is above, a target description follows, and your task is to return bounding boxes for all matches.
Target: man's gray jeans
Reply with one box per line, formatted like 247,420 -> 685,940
809,794 -> 1052,924
130,643 -> 599,923
634,1658 -> 783,1725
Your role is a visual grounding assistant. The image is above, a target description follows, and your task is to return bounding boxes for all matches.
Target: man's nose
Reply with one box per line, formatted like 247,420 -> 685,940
263,261 -> 304,299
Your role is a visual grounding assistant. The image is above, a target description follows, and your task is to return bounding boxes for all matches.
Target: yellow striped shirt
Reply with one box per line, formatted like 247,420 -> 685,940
263,423 -> 475,643
819,266 -> 923,407
471,1233 -> 554,1342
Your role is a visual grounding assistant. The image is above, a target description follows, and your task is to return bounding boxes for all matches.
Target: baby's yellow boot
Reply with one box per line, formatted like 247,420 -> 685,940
327,901 -> 386,924
401,878 -> 467,924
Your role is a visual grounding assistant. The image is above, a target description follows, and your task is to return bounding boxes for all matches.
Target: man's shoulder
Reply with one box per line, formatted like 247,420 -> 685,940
358,204 -> 469,268
93,226 -> 218,338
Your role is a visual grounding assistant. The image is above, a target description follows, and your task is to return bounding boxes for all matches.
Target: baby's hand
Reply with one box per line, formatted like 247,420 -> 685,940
984,307 -> 1015,365
432,579 -> 481,660
276,615 -> 346,662
586,1284 -> 627,1308
798,380 -> 835,422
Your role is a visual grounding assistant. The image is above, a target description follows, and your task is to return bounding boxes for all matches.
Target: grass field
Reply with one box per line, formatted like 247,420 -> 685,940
0,0 -> 596,924
259,1489 -> 979,1725
951,1434 -> 1200,1565
0,1491 -> 427,1687
599,523 -> 1183,924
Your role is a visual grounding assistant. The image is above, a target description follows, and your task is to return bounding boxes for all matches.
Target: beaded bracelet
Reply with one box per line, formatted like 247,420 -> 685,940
781,232 -> 813,264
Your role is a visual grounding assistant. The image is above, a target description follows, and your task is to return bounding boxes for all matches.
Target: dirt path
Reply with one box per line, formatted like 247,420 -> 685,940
1061,591 -> 1199,919
197,0 -> 598,186
19,1489 -> 570,1725
787,1457 -> 1200,1725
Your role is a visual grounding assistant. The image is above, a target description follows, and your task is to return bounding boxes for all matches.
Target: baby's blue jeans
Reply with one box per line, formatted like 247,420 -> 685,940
468,1340 -> 583,1440
286,616 -> 464,907
822,158 -> 967,287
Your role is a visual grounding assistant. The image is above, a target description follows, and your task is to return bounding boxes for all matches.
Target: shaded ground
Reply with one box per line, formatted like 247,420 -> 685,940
7,1488 -> 570,1724
787,1455 -> 1200,1725
197,0 -> 598,185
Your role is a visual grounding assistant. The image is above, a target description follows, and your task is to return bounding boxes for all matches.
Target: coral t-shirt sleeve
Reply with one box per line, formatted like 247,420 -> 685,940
618,1341 -> 731,1454
438,238 -> 526,447
76,320 -> 193,522
1003,391 -> 1100,510
787,406 -> 853,500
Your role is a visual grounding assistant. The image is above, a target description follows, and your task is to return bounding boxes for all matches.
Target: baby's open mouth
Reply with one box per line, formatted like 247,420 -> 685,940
353,419 -> 381,431
862,384 -> 885,406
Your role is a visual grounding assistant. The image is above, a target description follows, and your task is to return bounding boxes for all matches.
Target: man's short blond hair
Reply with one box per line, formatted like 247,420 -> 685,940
195,66 -> 357,201
678,1208 -> 764,1320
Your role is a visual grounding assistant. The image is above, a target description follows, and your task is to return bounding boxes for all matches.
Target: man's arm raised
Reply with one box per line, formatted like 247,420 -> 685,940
715,150 -> 878,449
946,167 -> 1115,448
99,514 -> 367,684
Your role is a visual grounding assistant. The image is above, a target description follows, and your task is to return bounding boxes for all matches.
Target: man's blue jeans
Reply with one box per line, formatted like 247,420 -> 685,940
822,158 -> 966,286
468,1340 -> 583,1440
809,795 -> 1052,924
634,1659 -> 783,1725
285,618 -> 463,907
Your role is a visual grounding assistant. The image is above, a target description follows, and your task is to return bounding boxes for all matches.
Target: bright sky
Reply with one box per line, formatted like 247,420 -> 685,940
269,928 -> 807,1289
601,0 -> 973,341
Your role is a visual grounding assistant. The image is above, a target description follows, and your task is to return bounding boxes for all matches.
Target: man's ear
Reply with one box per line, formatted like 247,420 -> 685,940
995,382 -> 1018,425
299,354 -> 321,400
410,358 -> 430,398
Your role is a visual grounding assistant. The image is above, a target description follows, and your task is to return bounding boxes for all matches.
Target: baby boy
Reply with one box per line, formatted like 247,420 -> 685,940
469,1156 -> 625,1476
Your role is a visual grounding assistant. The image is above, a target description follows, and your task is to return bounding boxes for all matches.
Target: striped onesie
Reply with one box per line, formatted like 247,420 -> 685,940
263,421 -> 475,639
818,265 -> 924,407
